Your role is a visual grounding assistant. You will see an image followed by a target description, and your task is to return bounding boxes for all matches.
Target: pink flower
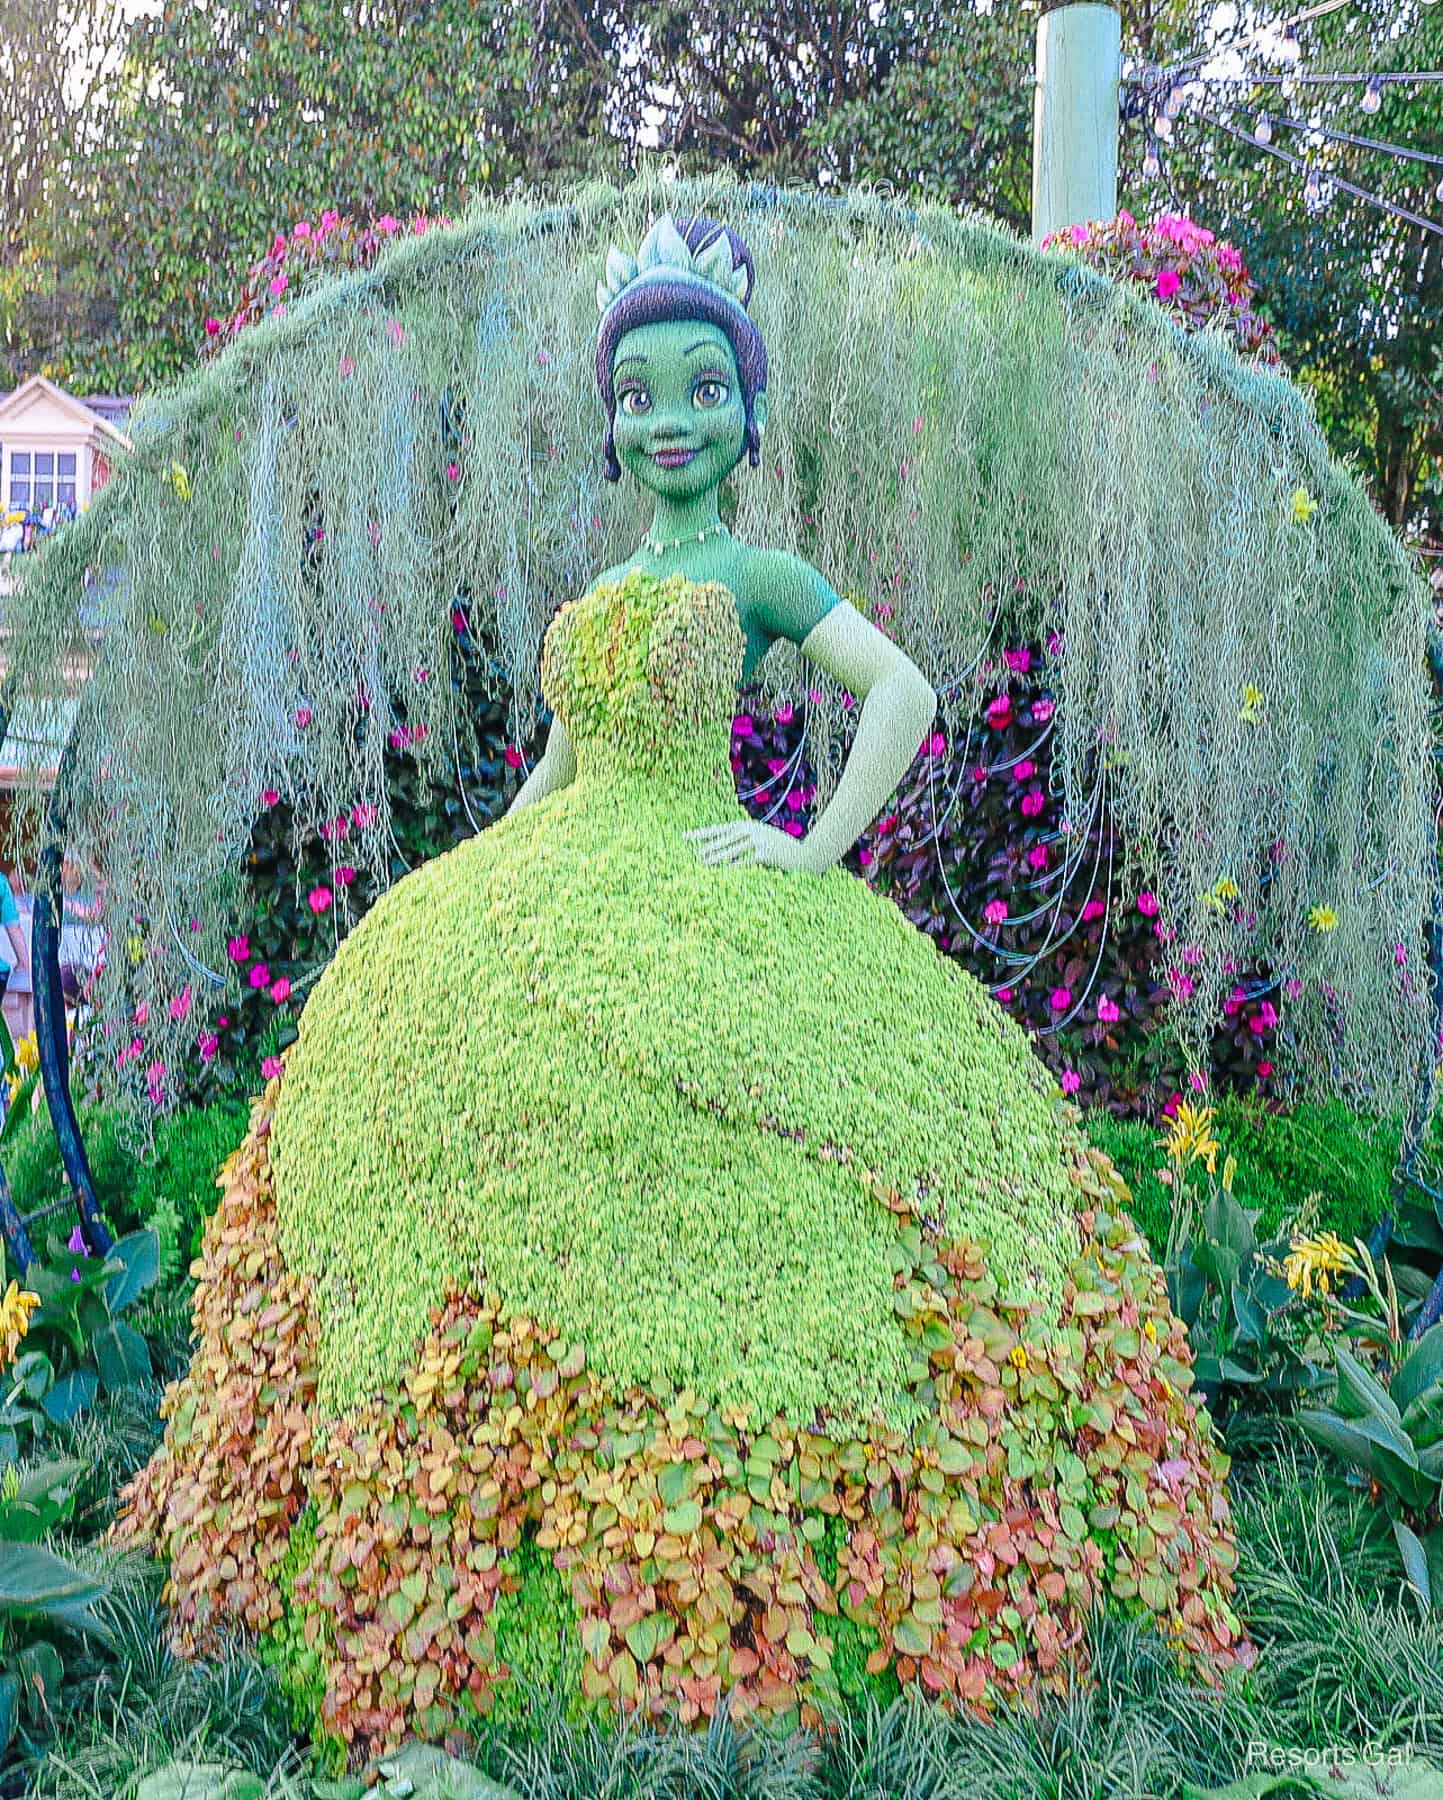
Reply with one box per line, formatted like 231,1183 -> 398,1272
1155,268 -> 1181,300
503,745 -> 524,769
1013,760 -> 1036,783
927,731 -> 946,757
971,765 -> 989,785
731,715 -> 754,737
269,977 -> 292,1003
1168,968 -> 1195,1001
295,707 -> 312,729
198,1031 -> 219,1063
1250,1001 -> 1278,1034
374,214 -> 399,234
1162,1092 -> 1181,1119
1136,891 -> 1159,918
1395,944 -> 1409,966
1032,698 -> 1055,724
204,316 -> 220,337
261,1055 -> 284,1080
320,209 -> 341,233
984,899 -> 1008,926
1182,941 -> 1202,967
260,787 -> 280,808
986,695 -> 1013,730
775,702 -> 794,725
1082,897 -> 1106,923
858,847 -> 874,869
1284,978 -> 1304,1001
169,985 -> 193,1024
1097,994 -> 1121,1023
1224,984 -> 1246,1018
133,1001 -> 149,1027
1050,986 -> 1072,1013
783,820 -> 804,838
268,272 -> 288,298
1028,845 -> 1048,871
1257,1060 -> 1274,1078
1046,630 -> 1064,658
352,804 -> 377,829
996,988 -> 1014,1004
249,963 -> 271,989
1020,789 -> 1045,818
1188,1070 -> 1208,1092
145,1060 -> 167,1105
767,757 -> 788,776
338,354 -> 356,379
1061,1069 -> 1082,1094
786,789 -> 805,812
336,865 -> 356,886
1003,646 -> 1031,674
308,886 -> 333,915
446,462 -> 460,483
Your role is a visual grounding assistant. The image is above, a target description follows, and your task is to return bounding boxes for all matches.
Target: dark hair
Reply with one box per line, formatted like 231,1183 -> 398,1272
595,217 -> 768,483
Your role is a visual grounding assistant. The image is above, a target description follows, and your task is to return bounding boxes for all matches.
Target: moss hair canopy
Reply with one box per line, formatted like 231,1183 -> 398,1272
6,175 -> 1434,1112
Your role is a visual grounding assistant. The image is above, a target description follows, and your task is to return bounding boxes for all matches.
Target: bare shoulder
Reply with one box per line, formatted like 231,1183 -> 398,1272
590,559 -> 638,591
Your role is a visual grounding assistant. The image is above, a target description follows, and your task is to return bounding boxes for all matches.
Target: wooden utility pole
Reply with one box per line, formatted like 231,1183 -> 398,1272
1031,3 -> 1122,244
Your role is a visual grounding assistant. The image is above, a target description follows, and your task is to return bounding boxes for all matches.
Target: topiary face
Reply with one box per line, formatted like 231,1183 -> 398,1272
610,321 -> 749,502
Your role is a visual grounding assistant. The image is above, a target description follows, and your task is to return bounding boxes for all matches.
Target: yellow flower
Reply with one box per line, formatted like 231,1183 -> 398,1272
1222,1154 -> 1237,1195
1291,485 -> 1317,524
1143,1318 -> 1158,1343
168,461 -> 192,503
1308,905 -> 1338,933
1239,685 -> 1265,725
13,1034 -> 37,1076
1283,1230 -> 1356,1301
1008,1345 -> 1028,1371
0,1279 -> 40,1366
1215,878 -> 1240,903
128,934 -> 145,966
1161,1100 -> 1219,1174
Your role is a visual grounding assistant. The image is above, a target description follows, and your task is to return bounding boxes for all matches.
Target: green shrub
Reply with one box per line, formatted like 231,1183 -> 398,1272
1086,1096 -> 1395,1262
130,1099 -> 251,1271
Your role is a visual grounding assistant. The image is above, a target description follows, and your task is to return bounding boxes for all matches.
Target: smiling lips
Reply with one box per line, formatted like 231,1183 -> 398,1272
652,447 -> 697,469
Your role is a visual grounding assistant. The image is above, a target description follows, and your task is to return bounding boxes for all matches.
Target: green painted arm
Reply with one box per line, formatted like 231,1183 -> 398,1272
792,603 -> 937,872
506,713 -> 576,816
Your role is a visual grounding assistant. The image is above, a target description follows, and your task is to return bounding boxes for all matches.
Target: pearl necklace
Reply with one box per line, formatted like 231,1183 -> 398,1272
642,522 -> 730,557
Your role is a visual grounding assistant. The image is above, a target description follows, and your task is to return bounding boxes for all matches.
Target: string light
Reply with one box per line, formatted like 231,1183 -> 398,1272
1256,111 -> 1273,143
1360,75 -> 1383,113
1164,85 -> 1185,120
1143,139 -> 1162,179
1304,163 -> 1323,204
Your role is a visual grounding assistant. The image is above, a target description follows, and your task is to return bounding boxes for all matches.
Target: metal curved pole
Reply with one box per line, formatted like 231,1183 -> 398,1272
33,726 -> 110,1261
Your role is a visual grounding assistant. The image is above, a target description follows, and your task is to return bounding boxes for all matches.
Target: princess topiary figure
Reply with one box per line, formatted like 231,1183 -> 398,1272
114,214 -> 1249,1761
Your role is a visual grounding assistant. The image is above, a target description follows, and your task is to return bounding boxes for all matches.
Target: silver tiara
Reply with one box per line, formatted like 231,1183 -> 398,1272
596,215 -> 750,318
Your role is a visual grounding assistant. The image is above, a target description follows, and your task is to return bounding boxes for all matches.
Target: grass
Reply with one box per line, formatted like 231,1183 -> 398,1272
10,1392 -> 1440,1800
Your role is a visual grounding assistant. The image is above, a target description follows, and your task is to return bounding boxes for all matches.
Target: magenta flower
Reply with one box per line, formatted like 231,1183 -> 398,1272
1168,969 -> 1195,1001
1032,697 -> 1055,723
249,963 -> 271,989
731,715 -> 754,737
1188,1070 -> 1208,1093
996,987 -> 1014,1004
269,977 -> 292,1004
198,1031 -> 219,1063
767,757 -> 788,776
227,935 -> 250,962
260,787 -> 280,808
986,695 -> 1013,730
261,1055 -> 284,1080
1097,994 -> 1120,1024
1003,646 -> 1031,674
446,462 -> 460,483
1020,789 -> 1045,819
1395,944 -> 1409,966
374,214 -> 399,234
1050,986 -> 1072,1013
1061,1069 -> 1082,1095
308,886 -> 333,915
169,985 -> 193,1024
292,220 -> 312,240
971,765 -> 988,785
336,865 -> 356,887
775,702 -> 794,725
857,847 -> 874,869
783,820 -> 804,838
1013,760 -> 1035,783
1284,977 -> 1304,1001
268,272 -> 288,298
503,745 -> 524,769
1082,897 -> 1106,923
133,1001 -> 149,1027
1137,891 -> 1159,917
786,790 -> 805,812
339,354 -> 356,379
1257,1060 -> 1274,1078
1028,845 -> 1048,871
205,316 -> 220,337
983,899 -> 1008,926
145,1060 -> 167,1106
1155,268 -> 1181,300
295,707 -> 312,729
927,731 -> 946,757
352,804 -> 378,829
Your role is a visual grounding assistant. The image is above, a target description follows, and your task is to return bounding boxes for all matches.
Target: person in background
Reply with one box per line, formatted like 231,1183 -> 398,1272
0,870 -> 33,1045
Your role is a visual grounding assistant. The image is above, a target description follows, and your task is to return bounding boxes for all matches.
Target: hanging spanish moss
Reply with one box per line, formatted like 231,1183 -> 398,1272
5,175 -> 1434,1116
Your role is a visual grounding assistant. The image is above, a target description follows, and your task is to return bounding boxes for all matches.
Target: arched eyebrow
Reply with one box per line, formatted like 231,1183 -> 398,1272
614,354 -> 648,374
685,340 -> 722,356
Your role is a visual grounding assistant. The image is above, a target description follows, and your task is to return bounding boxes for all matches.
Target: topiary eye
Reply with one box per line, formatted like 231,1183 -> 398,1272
693,378 -> 729,410
619,386 -> 652,416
